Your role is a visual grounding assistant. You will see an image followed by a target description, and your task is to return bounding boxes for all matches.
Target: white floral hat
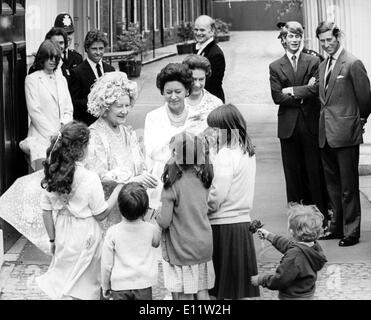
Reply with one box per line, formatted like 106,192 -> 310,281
87,71 -> 138,117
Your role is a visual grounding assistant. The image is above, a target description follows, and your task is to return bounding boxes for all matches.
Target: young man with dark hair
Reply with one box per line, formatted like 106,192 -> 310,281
69,29 -> 115,126
269,21 -> 329,227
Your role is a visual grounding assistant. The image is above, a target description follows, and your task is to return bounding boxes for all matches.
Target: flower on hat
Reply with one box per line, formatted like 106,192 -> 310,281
87,72 -> 138,118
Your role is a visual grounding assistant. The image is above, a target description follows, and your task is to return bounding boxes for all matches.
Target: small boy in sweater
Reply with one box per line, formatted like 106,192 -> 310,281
251,203 -> 327,300
101,182 -> 161,300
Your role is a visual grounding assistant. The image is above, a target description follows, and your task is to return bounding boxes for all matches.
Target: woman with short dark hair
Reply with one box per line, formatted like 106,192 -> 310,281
144,63 -> 207,209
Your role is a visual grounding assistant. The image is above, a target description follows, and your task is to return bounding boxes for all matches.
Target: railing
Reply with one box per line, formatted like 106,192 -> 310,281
102,51 -> 137,65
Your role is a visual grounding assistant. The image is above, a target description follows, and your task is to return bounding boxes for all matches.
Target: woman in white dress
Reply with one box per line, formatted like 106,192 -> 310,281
144,62 -> 220,209
84,71 -> 158,228
36,121 -> 123,300
0,72 -> 156,254
20,40 -> 73,171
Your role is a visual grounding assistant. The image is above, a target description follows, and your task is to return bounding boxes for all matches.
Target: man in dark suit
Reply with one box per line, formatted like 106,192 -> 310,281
269,21 -> 328,224
276,21 -> 325,62
54,13 -> 83,72
193,15 -> 226,103
316,22 -> 371,246
69,29 -> 115,126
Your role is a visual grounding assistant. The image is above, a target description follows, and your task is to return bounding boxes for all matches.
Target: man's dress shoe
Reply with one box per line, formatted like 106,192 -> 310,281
338,237 -> 359,247
319,233 -> 342,240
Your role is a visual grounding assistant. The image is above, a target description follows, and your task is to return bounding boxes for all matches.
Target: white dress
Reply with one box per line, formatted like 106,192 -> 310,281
36,163 -> 108,300
144,91 -> 222,209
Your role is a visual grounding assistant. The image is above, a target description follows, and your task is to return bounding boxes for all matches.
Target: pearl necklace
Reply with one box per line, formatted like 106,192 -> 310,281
166,104 -> 189,127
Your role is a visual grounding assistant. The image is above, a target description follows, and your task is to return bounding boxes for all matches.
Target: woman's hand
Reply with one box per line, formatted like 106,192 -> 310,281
131,173 -> 158,189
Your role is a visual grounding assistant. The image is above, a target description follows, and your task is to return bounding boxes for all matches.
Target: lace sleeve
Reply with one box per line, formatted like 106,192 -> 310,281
85,128 -> 134,184
126,126 -> 146,175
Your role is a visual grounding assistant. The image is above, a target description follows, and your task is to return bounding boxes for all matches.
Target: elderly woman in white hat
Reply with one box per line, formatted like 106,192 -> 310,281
85,71 -> 157,227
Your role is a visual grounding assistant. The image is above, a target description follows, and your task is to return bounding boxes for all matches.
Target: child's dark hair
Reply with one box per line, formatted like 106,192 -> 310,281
162,132 -> 214,189
41,121 -> 90,195
207,103 -> 255,156
118,182 -> 149,221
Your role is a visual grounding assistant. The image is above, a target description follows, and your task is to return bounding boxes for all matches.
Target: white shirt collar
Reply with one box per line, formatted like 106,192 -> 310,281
86,57 -> 103,79
328,44 -> 343,61
286,50 -> 301,62
196,37 -> 214,54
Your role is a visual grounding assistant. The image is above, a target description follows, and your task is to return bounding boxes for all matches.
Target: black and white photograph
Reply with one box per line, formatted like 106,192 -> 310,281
1,0 -> 371,308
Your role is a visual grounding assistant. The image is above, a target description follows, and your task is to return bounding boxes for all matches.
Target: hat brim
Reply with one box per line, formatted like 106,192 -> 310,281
64,26 -> 74,33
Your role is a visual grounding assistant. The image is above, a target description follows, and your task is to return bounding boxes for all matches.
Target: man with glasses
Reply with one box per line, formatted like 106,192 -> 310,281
54,13 -> 83,74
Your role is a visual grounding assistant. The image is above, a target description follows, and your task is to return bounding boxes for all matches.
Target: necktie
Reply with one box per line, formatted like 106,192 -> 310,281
292,55 -> 297,73
325,56 -> 333,91
96,64 -> 103,78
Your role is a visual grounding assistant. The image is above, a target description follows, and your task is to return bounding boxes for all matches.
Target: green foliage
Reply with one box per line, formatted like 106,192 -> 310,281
177,21 -> 194,43
116,22 -> 147,57
265,0 -> 303,19
215,19 -> 231,35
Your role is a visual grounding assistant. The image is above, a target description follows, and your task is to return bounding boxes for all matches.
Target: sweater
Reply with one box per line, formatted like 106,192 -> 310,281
208,146 -> 256,225
259,234 -> 327,299
156,169 -> 213,266
101,219 -> 161,291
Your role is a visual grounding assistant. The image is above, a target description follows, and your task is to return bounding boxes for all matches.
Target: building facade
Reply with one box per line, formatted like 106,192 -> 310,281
25,0 -> 212,63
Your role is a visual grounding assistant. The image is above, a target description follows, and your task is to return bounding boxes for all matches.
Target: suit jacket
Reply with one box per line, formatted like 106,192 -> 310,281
269,52 -> 321,139
196,40 -> 226,102
64,49 -> 83,72
24,70 -> 73,159
318,49 -> 371,148
69,59 -> 115,126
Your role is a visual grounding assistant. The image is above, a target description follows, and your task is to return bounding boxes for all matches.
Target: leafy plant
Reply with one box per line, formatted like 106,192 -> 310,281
265,0 -> 303,19
215,19 -> 231,35
116,22 -> 147,60
177,21 -> 194,44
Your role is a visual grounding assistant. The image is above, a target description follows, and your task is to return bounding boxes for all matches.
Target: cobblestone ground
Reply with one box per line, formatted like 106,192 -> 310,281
1,261 -> 371,300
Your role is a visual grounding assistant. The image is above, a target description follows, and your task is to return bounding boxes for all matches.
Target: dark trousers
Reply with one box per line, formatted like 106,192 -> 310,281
320,142 -> 361,239
111,287 -> 152,300
280,112 -> 329,220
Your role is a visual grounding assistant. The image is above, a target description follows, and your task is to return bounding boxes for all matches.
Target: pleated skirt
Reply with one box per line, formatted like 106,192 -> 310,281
210,222 -> 260,299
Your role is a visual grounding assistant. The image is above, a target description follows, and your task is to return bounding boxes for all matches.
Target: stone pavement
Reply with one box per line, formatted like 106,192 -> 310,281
1,240 -> 371,300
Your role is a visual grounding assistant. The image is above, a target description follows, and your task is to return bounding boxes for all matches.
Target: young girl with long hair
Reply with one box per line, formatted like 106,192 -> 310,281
207,103 -> 260,300
155,131 -> 215,300
36,121 -> 123,300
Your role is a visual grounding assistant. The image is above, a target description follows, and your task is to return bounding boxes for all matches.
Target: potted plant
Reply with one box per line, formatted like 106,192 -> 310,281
215,19 -> 231,42
116,22 -> 147,78
176,21 -> 196,54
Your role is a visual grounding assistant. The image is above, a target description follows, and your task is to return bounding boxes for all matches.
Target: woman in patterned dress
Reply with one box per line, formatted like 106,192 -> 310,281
84,71 -> 158,228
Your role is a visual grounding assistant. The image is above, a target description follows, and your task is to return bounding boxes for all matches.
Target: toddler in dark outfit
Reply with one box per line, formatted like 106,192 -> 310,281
251,203 -> 327,300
